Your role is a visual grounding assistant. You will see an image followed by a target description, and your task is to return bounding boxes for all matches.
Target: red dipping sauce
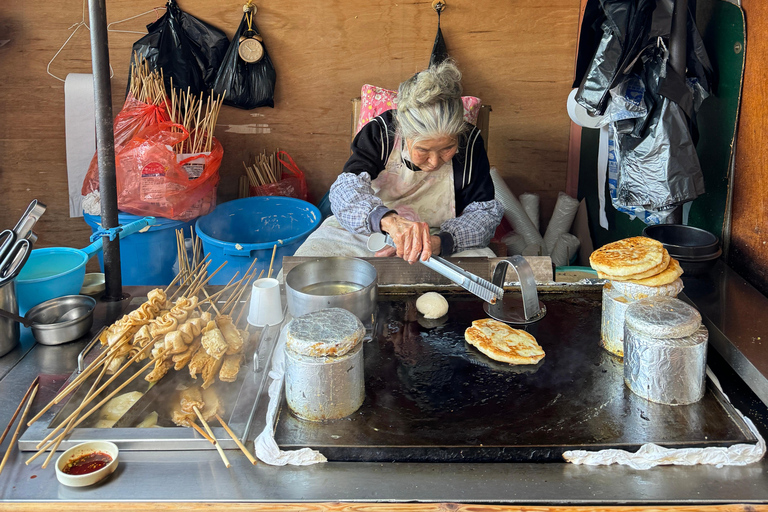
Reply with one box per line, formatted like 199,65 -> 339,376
62,451 -> 112,475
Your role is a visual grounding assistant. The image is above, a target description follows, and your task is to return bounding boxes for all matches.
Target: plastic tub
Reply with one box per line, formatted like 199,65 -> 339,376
195,197 -> 321,285
83,212 -> 194,286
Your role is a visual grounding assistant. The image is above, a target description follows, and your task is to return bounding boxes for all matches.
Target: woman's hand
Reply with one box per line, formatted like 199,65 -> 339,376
379,213 -> 441,263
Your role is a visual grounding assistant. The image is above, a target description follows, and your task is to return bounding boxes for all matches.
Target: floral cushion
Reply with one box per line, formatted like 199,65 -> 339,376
356,84 -> 482,134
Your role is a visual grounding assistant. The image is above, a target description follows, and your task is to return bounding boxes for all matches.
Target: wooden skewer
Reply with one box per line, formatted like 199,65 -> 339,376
28,357 -> 157,466
0,377 -> 39,447
190,260 -> 227,297
268,244 -> 278,279
190,421 -> 215,444
35,342 -> 155,450
193,406 -> 230,468
216,414 -> 257,465
28,335 -> 130,426
41,354 -> 114,469
0,383 -> 38,476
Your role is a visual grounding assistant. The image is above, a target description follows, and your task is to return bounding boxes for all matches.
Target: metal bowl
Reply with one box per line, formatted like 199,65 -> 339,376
26,295 -> 96,346
285,257 -> 377,324
642,225 -> 720,259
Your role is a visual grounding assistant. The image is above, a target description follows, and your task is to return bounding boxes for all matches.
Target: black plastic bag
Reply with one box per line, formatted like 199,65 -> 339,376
129,0 -> 229,96
212,8 -> 276,109
429,5 -> 449,67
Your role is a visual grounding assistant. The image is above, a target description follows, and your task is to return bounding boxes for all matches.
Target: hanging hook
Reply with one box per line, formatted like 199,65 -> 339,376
431,0 -> 446,14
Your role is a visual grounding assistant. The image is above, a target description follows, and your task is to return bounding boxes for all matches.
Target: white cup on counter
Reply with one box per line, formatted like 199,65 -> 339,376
247,278 -> 283,327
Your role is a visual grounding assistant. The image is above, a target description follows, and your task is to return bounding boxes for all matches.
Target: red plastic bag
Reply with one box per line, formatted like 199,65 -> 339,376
82,93 -> 170,195
249,151 -> 308,200
115,122 -> 221,221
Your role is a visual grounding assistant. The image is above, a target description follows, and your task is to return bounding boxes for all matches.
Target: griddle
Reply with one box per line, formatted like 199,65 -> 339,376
273,290 -> 758,462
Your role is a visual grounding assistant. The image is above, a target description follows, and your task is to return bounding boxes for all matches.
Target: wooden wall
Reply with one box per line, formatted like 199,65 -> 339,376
730,0 -> 768,295
0,0 -> 579,253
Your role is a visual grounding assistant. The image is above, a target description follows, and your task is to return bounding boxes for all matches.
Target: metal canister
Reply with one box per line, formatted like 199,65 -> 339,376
600,283 -> 631,358
623,296 -> 708,405
0,281 -> 20,357
601,279 -> 684,358
284,308 -> 365,421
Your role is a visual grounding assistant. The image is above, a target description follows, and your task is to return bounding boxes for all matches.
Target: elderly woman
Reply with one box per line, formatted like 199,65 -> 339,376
295,61 -> 503,263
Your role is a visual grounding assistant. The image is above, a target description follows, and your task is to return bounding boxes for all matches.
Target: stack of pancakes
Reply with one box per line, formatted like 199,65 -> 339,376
589,236 -> 683,286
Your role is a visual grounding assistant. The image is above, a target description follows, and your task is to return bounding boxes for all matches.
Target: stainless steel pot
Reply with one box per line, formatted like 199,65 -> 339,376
0,281 -> 20,357
285,257 -> 377,324
26,295 -> 96,346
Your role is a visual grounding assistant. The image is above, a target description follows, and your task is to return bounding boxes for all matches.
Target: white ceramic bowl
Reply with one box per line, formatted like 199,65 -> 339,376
80,273 -> 106,295
55,441 -> 119,487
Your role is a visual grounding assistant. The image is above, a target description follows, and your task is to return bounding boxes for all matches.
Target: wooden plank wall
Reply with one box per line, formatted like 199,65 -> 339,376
730,0 -> 768,296
0,0 -> 579,253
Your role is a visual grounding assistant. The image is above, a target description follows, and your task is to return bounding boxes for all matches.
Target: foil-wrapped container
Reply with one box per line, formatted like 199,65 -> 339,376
600,283 -> 631,358
623,297 -> 708,405
611,277 -> 684,301
285,308 -> 365,421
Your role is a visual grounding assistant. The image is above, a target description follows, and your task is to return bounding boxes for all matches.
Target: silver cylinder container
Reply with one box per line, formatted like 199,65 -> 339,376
285,257 -> 377,325
600,283 -> 631,358
623,297 -> 708,405
0,281 -> 20,357
284,308 -> 366,421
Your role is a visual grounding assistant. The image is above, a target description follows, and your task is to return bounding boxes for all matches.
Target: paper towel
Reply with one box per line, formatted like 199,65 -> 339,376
65,73 -> 96,218
567,89 -> 606,129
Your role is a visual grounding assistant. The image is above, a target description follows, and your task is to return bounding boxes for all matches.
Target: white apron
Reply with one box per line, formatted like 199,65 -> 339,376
294,136 -> 494,259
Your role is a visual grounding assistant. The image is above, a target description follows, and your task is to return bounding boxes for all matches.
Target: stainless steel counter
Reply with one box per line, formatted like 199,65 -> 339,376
1,261 -> 767,505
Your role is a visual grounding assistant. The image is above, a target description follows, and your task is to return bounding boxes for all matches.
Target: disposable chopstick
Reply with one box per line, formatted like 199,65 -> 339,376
192,406 -> 230,468
0,383 -> 38,476
0,377 -> 39,447
190,421 -> 215,444
216,414 -> 257,465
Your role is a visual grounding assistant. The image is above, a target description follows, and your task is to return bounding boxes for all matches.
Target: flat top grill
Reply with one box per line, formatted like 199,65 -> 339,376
274,291 -> 756,462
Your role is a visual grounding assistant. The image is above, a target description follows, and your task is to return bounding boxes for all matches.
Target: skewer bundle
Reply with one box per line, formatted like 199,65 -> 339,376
129,53 -> 166,106
243,149 -> 284,187
166,86 -> 225,155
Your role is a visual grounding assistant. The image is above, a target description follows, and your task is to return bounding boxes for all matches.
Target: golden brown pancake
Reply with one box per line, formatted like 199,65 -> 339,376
590,237 -> 665,277
465,319 -> 545,365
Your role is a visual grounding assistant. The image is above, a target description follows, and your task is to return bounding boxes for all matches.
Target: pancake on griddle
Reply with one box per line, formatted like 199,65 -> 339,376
590,237 -> 665,277
465,319 -> 545,365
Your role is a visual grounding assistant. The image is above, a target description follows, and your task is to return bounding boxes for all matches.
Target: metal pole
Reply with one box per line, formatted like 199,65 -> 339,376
665,0 -> 688,225
88,0 -> 123,300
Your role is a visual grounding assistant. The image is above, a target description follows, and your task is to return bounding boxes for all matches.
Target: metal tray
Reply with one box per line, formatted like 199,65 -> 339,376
19,296 -> 280,452
271,290 -> 758,462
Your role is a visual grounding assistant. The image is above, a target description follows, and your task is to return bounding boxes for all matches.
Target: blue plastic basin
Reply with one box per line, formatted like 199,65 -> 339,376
83,212 -> 194,286
195,197 -> 321,285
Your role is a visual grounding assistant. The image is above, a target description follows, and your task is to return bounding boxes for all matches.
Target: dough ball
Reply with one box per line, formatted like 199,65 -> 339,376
416,292 -> 449,319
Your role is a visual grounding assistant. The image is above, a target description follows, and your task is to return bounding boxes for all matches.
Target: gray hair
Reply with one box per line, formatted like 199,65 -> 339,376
396,60 -> 466,143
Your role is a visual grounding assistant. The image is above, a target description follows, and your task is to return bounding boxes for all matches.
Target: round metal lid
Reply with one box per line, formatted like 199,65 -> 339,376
286,307 -> 365,357
625,296 -> 702,340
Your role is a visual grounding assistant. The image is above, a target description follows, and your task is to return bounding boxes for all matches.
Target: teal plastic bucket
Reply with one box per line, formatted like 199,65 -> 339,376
195,197 -> 321,285
15,248 -> 87,315
83,212 -> 194,286
17,217 -> 156,315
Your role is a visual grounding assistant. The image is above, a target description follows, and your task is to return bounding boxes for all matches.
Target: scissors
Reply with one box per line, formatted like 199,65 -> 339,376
0,200 -> 46,288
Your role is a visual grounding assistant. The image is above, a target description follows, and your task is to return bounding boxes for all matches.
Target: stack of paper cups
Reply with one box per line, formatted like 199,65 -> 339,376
247,278 -> 284,327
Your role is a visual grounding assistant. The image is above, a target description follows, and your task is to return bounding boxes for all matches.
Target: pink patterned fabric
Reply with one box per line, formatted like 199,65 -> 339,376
356,84 -> 482,134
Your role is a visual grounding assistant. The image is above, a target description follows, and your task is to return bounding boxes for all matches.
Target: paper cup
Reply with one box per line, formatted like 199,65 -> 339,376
247,278 -> 284,327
